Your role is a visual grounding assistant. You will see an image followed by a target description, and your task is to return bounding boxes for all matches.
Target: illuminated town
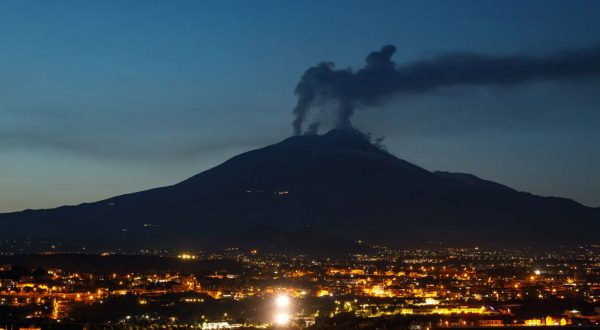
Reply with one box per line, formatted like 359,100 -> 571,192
1,245 -> 599,329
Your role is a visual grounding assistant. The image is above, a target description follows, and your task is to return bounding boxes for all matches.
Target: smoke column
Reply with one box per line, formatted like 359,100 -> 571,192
292,45 -> 600,135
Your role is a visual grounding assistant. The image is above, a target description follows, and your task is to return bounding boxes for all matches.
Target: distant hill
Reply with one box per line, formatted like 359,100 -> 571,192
1,129 -> 598,253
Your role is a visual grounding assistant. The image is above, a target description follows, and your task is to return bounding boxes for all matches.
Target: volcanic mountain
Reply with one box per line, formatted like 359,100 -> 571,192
1,129 -> 598,252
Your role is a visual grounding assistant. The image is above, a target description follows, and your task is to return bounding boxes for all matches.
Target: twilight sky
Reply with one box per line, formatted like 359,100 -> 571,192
1,0 -> 600,212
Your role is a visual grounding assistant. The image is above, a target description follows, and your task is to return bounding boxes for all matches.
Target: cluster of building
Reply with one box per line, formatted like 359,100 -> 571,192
0,245 -> 598,329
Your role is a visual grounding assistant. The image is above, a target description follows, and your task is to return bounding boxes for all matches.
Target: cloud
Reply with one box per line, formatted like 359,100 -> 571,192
292,45 -> 600,135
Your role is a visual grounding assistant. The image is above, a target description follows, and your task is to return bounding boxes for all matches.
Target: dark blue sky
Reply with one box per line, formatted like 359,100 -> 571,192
2,0 -> 600,212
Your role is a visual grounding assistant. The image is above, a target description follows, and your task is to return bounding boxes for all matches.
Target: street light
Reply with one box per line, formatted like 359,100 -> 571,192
274,312 -> 290,326
273,294 -> 291,327
275,294 -> 290,308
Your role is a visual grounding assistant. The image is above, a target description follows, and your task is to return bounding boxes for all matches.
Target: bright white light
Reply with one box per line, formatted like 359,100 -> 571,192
275,294 -> 290,308
274,312 -> 290,326
534,269 -> 541,275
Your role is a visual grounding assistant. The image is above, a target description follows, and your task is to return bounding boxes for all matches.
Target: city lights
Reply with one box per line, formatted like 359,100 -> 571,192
177,253 -> 197,260
1,246 -> 599,327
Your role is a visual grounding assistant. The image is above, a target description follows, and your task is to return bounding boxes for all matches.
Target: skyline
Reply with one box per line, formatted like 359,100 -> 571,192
2,0 -> 600,212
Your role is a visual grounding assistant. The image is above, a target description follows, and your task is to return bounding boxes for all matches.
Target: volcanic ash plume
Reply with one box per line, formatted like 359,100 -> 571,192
291,45 -> 600,135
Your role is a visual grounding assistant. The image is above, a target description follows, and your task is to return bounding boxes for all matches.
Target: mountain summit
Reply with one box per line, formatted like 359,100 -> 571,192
1,129 -> 598,251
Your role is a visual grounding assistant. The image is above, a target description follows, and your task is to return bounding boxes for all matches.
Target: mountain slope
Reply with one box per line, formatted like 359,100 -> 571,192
0,129 -> 598,251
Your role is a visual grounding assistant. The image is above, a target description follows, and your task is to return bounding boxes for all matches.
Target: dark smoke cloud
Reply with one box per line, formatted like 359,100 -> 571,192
292,45 -> 600,135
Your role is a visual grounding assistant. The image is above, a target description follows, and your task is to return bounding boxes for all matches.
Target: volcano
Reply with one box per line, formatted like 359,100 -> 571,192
1,129 -> 598,252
